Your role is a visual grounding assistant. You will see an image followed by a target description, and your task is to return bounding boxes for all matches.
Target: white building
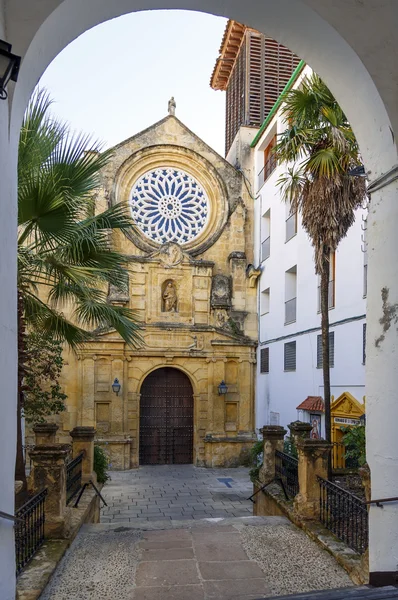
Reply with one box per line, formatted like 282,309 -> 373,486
251,65 -> 367,437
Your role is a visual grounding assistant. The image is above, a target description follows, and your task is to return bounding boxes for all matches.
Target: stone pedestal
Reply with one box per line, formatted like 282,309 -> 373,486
259,426 -> 287,484
29,444 -> 71,539
70,426 -> 96,483
294,438 -> 331,520
33,423 -> 59,446
288,421 -> 312,448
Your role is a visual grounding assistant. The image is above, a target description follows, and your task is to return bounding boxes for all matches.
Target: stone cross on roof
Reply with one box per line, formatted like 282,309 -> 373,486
168,97 -> 176,116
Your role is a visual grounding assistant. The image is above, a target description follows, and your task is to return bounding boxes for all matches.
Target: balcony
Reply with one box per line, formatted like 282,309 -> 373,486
261,236 -> 270,262
285,297 -> 297,324
285,212 -> 297,242
317,280 -> 335,312
257,154 -> 277,189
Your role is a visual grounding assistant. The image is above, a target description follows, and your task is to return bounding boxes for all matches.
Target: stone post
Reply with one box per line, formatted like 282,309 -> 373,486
29,444 -> 71,538
294,438 -> 332,520
70,426 -> 96,483
288,421 -> 312,448
32,423 -> 59,446
259,426 -> 287,484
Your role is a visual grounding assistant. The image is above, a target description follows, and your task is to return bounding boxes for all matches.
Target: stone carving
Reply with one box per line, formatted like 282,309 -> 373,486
215,309 -> 229,328
108,280 -> 129,305
168,96 -> 176,116
156,242 -> 184,267
246,264 -> 262,288
162,280 -> 177,312
211,274 -> 231,308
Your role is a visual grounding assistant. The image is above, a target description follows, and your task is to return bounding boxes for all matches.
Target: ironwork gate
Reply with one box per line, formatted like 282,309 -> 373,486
139,368 -> 194,465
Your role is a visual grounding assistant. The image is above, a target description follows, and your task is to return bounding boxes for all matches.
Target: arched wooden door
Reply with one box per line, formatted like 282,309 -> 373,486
139,368 -> 194,465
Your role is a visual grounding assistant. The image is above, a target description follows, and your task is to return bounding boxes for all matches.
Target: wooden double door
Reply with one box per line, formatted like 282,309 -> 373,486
139,368 -> 194,465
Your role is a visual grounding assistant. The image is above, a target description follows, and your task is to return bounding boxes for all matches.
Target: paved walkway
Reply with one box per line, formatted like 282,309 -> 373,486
40,466 -> 354,599
100,465 -> 253,522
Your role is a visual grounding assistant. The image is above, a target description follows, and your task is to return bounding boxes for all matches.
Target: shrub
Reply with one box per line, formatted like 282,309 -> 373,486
249,439 -> 264,483
341,424 -> 366,467
94,445 -> 110,484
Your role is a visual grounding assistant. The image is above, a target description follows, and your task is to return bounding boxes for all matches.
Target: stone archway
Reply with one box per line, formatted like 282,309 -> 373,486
139,367 -> 194,465
2,2 -> 398,595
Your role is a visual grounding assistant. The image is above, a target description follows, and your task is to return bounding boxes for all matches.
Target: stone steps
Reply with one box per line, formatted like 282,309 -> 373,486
264,585 -> 398,600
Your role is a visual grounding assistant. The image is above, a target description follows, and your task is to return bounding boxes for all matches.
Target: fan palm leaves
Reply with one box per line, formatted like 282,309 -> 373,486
274,73 -> 366,453
18,89 -> 142,348
16,89 -> 142,493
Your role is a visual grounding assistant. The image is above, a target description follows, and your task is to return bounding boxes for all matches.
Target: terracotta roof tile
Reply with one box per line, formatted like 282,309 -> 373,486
296,396 -> 325,412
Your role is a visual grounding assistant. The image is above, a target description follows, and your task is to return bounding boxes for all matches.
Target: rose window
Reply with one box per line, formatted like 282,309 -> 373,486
129,167 -> 209,245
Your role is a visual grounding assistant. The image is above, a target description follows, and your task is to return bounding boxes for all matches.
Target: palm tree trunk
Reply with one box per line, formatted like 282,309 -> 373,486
320,251 -> 332,478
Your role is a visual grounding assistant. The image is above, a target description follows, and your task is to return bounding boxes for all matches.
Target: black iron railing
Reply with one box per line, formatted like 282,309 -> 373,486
66,452 -> 83,505
275,450 -> 299,498
318,476 -> 368,554
15,488 -> 47,576
258,155 -> 277,188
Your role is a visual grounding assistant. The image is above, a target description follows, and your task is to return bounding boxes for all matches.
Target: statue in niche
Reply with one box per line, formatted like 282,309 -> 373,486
162,280 -> 177,312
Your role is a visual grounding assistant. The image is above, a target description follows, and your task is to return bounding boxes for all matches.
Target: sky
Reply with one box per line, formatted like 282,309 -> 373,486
39,11 -> 227,156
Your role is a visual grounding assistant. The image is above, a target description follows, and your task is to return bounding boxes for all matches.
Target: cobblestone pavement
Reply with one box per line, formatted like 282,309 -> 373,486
100,465 -> 254,523
40,518 -> 353,600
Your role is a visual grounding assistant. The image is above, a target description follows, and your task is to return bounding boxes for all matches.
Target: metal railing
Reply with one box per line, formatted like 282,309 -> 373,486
275,450 -> 299,498
285,297 -> 297,324
317,280 -> 335,311
261,236 -> 270,261
318,476 -> 368,554
15,488 -> 47,576
257,154 -> 277,188
285,213 -> 297,241
66,452 -> 83,505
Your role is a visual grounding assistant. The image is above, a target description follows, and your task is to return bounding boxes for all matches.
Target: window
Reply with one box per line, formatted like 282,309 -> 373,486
317,332 -> 335,368
261,209 -> 270,261
284,341 -> 296,371
261,288 -> 270,315
258,134 -> 277,187
260,347 -> 269,373
317,252 -> 335,311
285,265 -> 297,324
363,323 -> 366,364
285,201 -> 297,242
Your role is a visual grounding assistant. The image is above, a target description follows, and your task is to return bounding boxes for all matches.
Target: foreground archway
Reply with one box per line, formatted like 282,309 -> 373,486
2,3 -> 398,596
139,368 -> 194,465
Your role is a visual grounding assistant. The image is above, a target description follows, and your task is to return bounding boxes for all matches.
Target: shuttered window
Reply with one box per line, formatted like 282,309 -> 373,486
317,332 -> 335,368
260,347 -> 269,373
363,323 -> 366,364
284,341 -> 296,371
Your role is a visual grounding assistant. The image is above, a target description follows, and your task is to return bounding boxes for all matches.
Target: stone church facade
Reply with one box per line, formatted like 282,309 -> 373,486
42,114 -> 260,469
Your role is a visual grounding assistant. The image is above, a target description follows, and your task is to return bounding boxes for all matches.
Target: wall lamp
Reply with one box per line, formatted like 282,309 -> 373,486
0,40 -> 21,100
112,378 -> 121,396
218,380 -> 228,396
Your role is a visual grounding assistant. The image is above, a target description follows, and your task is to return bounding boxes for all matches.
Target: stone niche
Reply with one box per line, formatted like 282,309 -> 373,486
211,274 -> 232,308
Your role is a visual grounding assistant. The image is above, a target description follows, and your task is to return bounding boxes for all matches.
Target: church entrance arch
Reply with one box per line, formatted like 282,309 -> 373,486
139,367 -> 194,465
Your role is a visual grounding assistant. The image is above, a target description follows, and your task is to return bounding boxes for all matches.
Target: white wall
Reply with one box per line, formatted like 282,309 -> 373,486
253,68 -> 366,434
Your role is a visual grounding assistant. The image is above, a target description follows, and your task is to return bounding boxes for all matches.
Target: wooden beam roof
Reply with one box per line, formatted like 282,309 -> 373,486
210,20 -> 247,91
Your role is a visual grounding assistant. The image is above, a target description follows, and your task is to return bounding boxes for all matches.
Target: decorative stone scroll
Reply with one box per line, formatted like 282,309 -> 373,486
211,274 -> 232,308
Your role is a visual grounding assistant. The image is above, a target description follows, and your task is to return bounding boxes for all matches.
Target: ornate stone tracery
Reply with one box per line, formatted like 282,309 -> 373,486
130,167 -> 209,246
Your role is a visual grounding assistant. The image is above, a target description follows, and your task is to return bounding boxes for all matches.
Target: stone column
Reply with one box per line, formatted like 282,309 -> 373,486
70,426 -> 96,483
259,426 -> 287,484
288,421 -> 312,448
29,445 -> 71,538
294,438 -> 331,520
33,423 -> 58,446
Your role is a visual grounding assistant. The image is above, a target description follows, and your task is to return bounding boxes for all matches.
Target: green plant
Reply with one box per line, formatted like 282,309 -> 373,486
283,436 -> 298,458
249,439 -> 264,483
23,331 -> 67,424
341,425 -> 366,467
94,445 -> 110,484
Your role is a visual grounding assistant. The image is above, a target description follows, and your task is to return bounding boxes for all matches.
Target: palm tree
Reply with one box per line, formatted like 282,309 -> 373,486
274,73 -> 366,456
16,90 -> 142,493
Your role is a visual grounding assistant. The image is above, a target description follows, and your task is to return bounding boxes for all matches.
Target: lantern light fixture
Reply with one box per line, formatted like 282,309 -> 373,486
0,40 -> 21,100
112,378 -> 121,396
218,380 -> 228,396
